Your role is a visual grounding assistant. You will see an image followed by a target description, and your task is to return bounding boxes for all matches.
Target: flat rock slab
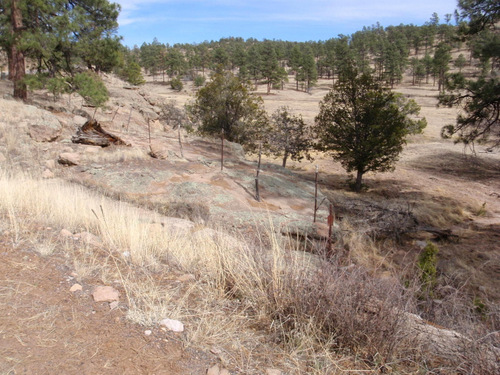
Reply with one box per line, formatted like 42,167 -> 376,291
92,286 -> 120,302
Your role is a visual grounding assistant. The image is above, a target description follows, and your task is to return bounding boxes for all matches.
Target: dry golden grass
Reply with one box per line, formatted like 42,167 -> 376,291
0,171 -> 421,373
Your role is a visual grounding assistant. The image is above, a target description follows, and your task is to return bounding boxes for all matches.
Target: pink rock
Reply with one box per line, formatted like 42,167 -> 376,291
45,160 -> 56,169
207,365 -> 220,375
42,169 -> 54,179
92,286 -> 120,302
58,152 -> 80,166
60,229 -> 73,238
73,232 -> 102,247
159,318 -> 184,332
69,284 -> 82,292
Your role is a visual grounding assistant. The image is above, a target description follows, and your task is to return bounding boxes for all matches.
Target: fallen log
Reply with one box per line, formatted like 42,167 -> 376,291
72,119 -> 127,147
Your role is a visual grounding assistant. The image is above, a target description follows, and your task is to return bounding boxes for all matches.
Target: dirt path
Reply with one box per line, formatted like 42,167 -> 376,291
0,233 -> 207,375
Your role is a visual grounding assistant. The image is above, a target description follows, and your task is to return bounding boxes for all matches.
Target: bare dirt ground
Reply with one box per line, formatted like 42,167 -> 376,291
0,71 -> 499,373
0,231 -> 209,375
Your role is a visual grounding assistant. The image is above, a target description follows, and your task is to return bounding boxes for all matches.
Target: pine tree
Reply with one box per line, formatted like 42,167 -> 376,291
0,0 -> 120,100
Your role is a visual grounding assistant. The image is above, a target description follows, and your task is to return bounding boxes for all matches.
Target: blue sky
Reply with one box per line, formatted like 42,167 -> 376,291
114,0 -> 459,47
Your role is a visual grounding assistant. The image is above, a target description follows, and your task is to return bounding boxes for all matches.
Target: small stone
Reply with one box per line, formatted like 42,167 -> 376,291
73,232 -> 102,247
177,274 -> 196,282
207,365 -> 220,375
220,369 -> 230,375
92,286 -> 120,302
42,169 -> 54,179
69,283 -> 82,292
45,159 -> 56,169
0,153 -> 6,163
416,240 -> 427,249
210,347 -> 222,355
109,301 -> 119,310
144,330 -> 152,336
159,318 -> 184,333
266,369 -> 282,375
60,229 -> 73,238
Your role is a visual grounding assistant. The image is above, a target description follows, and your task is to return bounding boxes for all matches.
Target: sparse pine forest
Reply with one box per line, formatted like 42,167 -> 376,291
0,0 -> 499,374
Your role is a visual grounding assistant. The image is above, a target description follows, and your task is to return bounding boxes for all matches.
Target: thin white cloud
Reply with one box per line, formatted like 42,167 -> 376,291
115,0 -> 457,26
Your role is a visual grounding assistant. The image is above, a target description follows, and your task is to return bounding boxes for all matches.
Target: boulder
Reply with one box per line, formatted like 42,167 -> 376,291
27,113 -> 62,142
149,140 -> 169,159
58,152 -> 80,166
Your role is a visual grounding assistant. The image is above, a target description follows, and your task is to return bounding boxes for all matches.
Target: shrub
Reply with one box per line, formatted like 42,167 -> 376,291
72,71 -> 109,108
418,241 -> 439,297
170,77 -> 183,91
194,75 -> 205,87
122,61 -> 145,86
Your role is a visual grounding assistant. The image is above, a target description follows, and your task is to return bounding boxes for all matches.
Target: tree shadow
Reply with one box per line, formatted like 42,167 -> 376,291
408,150 -> 500,182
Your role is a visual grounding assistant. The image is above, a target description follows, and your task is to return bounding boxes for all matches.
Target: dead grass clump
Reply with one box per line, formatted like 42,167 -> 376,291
266,260 -> 415,368
151,200 -> 211,224
82,146 -> 148,164
413,197 -> 469,228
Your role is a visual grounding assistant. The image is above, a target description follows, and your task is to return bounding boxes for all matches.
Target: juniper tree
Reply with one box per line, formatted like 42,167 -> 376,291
188,71 -> 269,149
314,67 -> 426,192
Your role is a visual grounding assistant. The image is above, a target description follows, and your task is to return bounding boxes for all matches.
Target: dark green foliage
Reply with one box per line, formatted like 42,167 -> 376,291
440,0 -> 500,147
170,77 -> 183,91
121,61 -> 145,86
73,71 -> 109,108
0,0 -> 121,99
313,67 -> 426,192
433,43 -> 452,92
193,74 -> 205,87
267,106 -> 311,168
188,71 -> 269,148
46,77 -> 69,99
259,41 -> 281,94
23,73 -> 68,100
418,241 -> 439,296
454,53 -> 467,72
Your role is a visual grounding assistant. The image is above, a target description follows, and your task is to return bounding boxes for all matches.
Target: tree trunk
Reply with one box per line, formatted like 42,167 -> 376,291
7,48 -> 13,80
282,151 -> 288,168
354,169 -> 363,192
10,0 -> 27,100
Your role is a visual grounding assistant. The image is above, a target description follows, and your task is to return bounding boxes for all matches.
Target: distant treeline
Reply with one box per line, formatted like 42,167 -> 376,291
124,12 -> 474,92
